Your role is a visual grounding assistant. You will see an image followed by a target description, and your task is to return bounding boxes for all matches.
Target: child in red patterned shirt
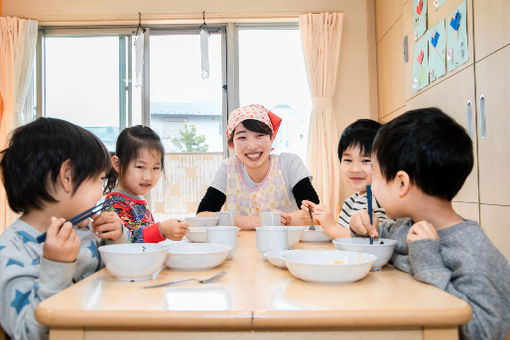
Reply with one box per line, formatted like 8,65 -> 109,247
104,126 -> 188,243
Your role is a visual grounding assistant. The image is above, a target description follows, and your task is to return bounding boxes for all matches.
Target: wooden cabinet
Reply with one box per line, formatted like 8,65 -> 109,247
406,66 -> 478,203
480,204 -> 510,261
473,0 -> 510,61
453,202 -> 479,223
475,45 -> 510,205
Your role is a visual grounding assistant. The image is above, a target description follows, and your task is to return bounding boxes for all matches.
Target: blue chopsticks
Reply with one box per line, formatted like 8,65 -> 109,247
366,185 -> 373,245
36,198 -> 114,243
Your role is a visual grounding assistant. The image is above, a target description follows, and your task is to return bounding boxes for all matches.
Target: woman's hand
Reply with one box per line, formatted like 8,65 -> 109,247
91,211 -> 124,240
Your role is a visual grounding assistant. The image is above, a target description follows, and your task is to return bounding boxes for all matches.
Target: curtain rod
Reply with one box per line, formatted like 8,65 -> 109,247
31,11 -> 333,26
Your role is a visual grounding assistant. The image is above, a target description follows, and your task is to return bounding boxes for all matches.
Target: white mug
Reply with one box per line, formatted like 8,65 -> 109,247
256,226 -> 288,259
216,211 -> 234,226
260,212 -> 281,226
207,226 -> 240,260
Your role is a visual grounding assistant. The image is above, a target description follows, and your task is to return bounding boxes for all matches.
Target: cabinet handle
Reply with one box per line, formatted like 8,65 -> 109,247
466,100 -> 473,139
479,94 -> 486,140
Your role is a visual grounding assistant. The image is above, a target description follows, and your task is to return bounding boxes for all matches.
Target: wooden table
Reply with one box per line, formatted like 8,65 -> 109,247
35,231 -> 471,340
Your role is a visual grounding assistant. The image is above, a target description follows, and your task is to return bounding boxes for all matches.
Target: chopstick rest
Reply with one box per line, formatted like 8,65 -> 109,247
36,198 -> 114,244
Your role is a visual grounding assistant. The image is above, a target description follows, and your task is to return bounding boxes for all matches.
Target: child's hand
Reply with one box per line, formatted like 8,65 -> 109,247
91,212 -> 123,241
301,200 -> 335,226
349,210 -> 379,237
43,217 -> 80,263
160,219 -> 189,241
407,221 -> 439,243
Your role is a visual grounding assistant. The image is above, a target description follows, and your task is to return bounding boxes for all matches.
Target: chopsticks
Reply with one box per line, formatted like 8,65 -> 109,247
36,198 -> 114,243
366,185 -> 373,245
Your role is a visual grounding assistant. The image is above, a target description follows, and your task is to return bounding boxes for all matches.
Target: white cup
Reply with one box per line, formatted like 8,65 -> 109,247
216,211 -> 234,226
256,226 -> 288,259
260,212 -> 281,226
207,226 -> 240,260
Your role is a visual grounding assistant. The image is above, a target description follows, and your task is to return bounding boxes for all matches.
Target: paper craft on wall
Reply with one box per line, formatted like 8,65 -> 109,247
413,0 -> 428,40
446,0 -> 468,72
412,36 -> 429,91
433,0 -> 447,11
428,20 -> 446,82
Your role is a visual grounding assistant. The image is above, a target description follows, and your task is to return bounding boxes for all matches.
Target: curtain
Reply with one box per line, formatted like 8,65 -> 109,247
299,12 -> 344,216
0,17 -> 38,232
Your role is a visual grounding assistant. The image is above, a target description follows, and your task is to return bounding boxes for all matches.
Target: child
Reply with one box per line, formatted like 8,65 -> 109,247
104,125 -> 188,243
196,104 -> 319,229
0,118 -> 129,340
302,119 -> 387,239
349,108 -> 510,340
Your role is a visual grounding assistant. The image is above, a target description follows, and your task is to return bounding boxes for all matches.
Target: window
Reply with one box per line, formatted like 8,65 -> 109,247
238,28 -> 311,162
37,24 -> 310,217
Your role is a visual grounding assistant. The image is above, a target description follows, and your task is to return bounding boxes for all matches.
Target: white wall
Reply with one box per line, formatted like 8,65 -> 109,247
3,0 -> 377,202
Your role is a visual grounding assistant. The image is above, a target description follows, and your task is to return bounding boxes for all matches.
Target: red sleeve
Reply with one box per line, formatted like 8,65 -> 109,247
142,222 -> 165,243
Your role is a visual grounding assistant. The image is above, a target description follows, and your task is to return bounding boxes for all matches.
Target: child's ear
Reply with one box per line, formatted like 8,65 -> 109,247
111,155 -> 121,173
58,159 -> 73,193
395,170 -> 411,198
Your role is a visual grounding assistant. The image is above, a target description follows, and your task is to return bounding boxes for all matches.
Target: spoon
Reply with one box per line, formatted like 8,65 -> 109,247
308,206 -> 316,231
142,270 -> 227,289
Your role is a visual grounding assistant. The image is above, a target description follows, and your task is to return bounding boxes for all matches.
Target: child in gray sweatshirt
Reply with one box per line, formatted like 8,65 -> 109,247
349,108 -> 510,340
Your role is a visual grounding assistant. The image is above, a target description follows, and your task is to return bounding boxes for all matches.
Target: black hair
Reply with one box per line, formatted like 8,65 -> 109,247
104,125 -> 164,193
0,117 -> 111,214
372,107 -> 473,201
228,119 -> 273,144
337,119 -> 382,160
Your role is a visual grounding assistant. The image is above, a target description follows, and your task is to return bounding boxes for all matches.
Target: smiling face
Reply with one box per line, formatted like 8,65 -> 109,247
116,148 -> 162,197
230,122 -> 273,172
340,145 -> 373,193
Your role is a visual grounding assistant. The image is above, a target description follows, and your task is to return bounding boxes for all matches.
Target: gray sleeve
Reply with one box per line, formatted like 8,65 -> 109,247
209,161 -> 228,194
408,240 -> 506,340
0,248 -> 75,340
279,153 -> 312,189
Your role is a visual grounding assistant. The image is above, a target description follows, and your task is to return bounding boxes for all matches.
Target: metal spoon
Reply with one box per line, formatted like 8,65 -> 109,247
308,206 -> 316,231
142,270 -> 227,289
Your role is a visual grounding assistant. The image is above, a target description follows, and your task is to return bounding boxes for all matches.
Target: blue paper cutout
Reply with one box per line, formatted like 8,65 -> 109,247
431,32 -> 440,48
450,12 -> 461,31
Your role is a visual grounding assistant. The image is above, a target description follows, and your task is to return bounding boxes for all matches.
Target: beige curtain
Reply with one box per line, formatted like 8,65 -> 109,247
299,12 -> 344,216
0,17 -> 38,232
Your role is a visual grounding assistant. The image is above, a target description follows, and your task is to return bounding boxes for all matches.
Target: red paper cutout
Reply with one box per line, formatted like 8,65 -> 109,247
417,49 -> 424,64
417,0 -> 423,15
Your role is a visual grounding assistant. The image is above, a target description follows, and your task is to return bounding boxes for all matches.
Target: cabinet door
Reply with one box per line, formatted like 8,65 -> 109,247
406,66 -> 478,203
377,16 -> 406,118
375,0 -> 403,42
473,0 -> 510,61
453,202 -> 479,223
480,204 -> 510,261
475,45 -> 510,205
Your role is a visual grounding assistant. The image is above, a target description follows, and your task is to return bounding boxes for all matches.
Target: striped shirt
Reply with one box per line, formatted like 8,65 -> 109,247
337,192 -> 387,228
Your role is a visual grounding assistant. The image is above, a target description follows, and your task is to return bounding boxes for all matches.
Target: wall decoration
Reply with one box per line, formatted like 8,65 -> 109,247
412,36 -> 429,91
413,0 -> 427,41
446,0 -> 468,72
433,0 -> 447,11
428,20 -> 446,82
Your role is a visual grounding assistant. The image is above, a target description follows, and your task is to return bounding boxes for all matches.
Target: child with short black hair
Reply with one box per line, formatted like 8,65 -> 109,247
0,118 -> 129,340
302,119 -> 387,238
350,107 -> 510,340
104,125 -> 189,242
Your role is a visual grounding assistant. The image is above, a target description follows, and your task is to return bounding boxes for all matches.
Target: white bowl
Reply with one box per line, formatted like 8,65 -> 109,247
264,249 -> 298,269
98,243 -> 168,281
164,243 -> 230,271
281,250 -> 377,284
301,226 -> 334,243
184,216 -> 219,227
186,226 -> 207,243
332,238 -> 397,270
286,226 -> 303,248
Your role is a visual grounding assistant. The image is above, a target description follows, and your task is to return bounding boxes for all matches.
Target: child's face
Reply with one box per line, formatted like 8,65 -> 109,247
340,145 -> 373,193
371,158 -> 400,219
119,148 -> 162,197
68,172 -> 106,226
231,123 -> 273,171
